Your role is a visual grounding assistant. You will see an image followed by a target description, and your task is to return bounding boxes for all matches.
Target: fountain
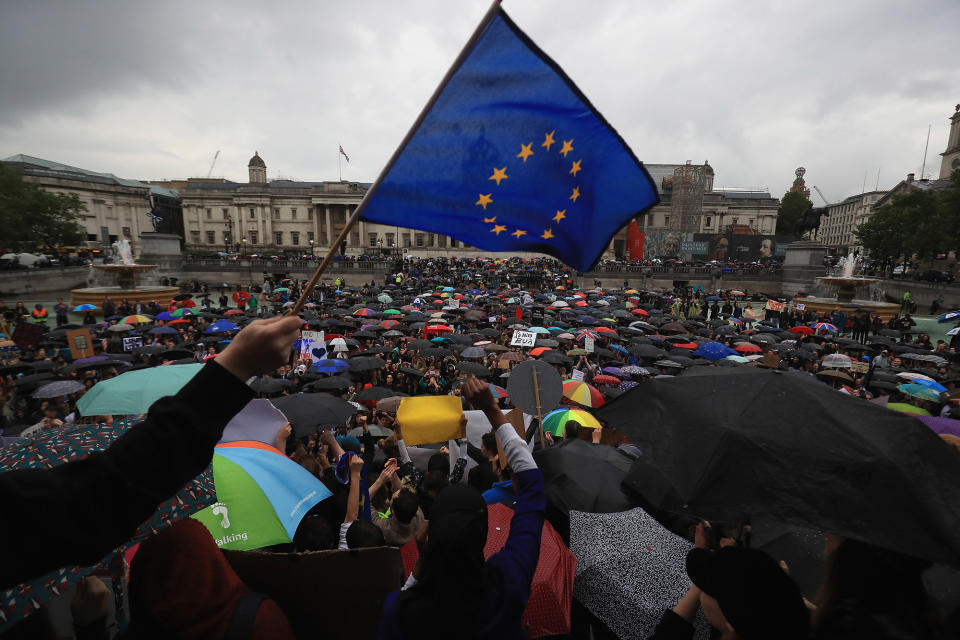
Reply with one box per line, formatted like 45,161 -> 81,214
794,251 -> 901,321
70,238 -> 179,311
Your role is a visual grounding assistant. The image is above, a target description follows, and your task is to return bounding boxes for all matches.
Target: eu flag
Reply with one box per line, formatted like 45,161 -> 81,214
358,8 -> 659,272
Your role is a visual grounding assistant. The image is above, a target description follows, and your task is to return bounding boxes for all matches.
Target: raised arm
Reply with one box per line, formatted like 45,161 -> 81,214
0,315 -> 303,590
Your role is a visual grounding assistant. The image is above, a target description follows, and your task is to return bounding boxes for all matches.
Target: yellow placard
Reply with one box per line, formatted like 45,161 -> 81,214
396,396 -> 465,446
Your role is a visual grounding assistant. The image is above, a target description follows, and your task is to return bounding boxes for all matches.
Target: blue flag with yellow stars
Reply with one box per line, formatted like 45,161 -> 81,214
359,8 -> 659,272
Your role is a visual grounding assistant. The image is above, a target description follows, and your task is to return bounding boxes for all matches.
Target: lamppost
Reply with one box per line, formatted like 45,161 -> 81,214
225,219 -> 233,254
377,237 -> 383,257
241,237 -> 247,256
309,238 -> 315,260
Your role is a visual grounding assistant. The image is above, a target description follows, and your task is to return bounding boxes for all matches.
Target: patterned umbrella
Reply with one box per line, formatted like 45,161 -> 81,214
31,380 -> 85,398
0,420 -> 215,630
120,314 -> 152,324
591,375 -> 621,386
809,322 -> 838,332
897,383 -> 943,403
570,508 -> 711,640
487,384 -> 509,399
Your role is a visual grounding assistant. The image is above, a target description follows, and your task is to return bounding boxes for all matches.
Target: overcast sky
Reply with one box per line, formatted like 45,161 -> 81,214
1,0 -> 957,204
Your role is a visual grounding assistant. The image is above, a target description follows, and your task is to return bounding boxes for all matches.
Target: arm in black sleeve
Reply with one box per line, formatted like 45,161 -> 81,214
0,361 -> 254,590
466,442 -> 487,466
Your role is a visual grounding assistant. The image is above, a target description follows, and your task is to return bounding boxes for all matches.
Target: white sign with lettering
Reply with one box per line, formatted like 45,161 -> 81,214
510,330 -> 537,347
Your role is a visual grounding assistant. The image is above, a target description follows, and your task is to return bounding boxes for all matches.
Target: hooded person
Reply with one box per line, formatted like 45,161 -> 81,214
651,546 -> 809,640
377,378 -> 545,640
127,518 -> 294,639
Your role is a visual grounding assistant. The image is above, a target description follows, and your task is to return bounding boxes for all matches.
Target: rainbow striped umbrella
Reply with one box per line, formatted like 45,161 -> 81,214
120,314 -> 152,324
488,383 -> 509,399
542,408 -> 602,437
193,441 -> 331,550
562,380 -> 605,408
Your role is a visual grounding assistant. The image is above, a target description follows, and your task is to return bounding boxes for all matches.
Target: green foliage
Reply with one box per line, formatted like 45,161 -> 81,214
776,190 -> 812,237
0,164 -> 87,253
855,169 -> 960,260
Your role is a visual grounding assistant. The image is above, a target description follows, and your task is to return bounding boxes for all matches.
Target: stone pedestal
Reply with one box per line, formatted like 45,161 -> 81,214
139,232 -> 183,286
781,241 -> 828,298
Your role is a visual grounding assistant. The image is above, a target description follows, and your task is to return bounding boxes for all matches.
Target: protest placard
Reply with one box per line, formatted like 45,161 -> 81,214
510,330 -> 536,347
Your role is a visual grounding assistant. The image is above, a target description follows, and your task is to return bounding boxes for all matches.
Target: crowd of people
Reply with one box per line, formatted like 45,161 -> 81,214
1,255 -> 960,639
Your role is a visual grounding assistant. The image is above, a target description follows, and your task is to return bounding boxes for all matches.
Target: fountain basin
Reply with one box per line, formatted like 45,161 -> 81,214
816,276 -> 880,303
71,262 -> 179,312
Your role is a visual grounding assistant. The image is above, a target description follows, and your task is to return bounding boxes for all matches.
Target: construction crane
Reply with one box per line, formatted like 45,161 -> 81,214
207,150 -> 220,178
812,185 -> 832,207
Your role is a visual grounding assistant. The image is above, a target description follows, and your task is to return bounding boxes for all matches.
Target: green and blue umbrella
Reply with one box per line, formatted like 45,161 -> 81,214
76,363 -> 203,415
72,304 -> 98,311
897,383 -> 943,403
193,441 -> 331,550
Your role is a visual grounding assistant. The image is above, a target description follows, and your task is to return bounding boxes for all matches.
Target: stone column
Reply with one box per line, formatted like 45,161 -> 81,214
325,205 -> 332,247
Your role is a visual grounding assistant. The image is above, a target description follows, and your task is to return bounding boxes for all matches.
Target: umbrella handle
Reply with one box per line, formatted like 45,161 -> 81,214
531,365 -> 545,449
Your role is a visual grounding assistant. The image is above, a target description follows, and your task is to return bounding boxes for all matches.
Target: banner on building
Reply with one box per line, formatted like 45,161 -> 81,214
626,221 -> 645,259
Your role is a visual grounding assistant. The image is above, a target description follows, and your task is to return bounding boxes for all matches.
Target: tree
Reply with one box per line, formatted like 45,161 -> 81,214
855,169 -> 960,261
0,164 -> 87,253
776,191 -> 812,237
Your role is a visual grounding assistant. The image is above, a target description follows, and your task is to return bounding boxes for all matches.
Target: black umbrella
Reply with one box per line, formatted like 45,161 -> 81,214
456,361 -> 491,377
248,377 -> 295,394
398,366 -> 425,378
0,363 -> 33,376
539,351 -> 572,366
12,372 -> 57,388
420,347 -> 453,358
595,368 -> 960,565
355,386 -> 408,404
407,339 -> 434,350
271,394 -> 357,437
533,439 -> 636,543
308,375 -> 353,391
345,356 -> 387,372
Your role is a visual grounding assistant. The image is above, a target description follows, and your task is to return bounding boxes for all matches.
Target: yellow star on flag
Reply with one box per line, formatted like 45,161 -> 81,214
483,216 -> 496,223
570,160 -> 582,176
559,139 -> 574,158
516,143 -> 534,163
475,193 -> 493,209
542,131 -> 556,150
541,228 -> 554,239
553,209 -> 566,223
512,229 -> 527,238
489,167 -> 508,185
490,224 -> 507,235
569,186 -> 580,202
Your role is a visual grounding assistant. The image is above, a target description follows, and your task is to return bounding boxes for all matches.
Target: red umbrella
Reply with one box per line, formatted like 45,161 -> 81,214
530,347 -> 552,356
425,324 -> 453,333
631,309 -> 649,316
224,309 -> 243,316
593,327 -> 617,335
181,299 -> 196,308
735,343 -> 763,353
591,374 -> 621,385
671,341 -> 698,349
401,504 -> 575,638
232,291 -> 250,304
168,318 -> 191,325
788,326 -> 814,336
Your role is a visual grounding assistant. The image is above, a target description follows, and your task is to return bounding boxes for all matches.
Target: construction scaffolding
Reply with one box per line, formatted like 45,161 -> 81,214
668,161 -> 706,233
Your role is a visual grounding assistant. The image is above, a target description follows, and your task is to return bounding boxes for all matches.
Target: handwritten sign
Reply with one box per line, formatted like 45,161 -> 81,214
796,303 -> 805,311
510,330 -> 536,347
584,337 -> 595,353
122,336 -> 143,352
571,369 -> 585,382
765,300 -> 785,312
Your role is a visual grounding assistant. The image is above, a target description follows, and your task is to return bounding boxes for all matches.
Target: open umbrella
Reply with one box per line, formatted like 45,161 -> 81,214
561,380 -> 604,408
456,361 -> 491,376
77,364 -> 204,415
897,383 -> 943,403
120,314 -> 152,324
570,508 -> 711,640
310,359 -> 351,374
534,438 -> 635,541
193,441 -> 331,550
31,380 -> 86,398
691,341 -> 737,361
308,375 -> 354,391
355,386 -> 408,405
271,394 -> 357,436
541,407 -> 601,437
72,304 -> 98,311
206,320 -> 240,334
596,368 -> 960,564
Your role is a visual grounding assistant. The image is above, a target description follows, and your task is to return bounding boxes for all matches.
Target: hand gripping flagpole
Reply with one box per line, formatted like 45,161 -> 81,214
288,0 -> 503,317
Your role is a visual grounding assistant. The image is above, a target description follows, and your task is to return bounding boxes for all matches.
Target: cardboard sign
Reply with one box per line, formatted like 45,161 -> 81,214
850,361 -> 869,373
122,336 -> 143,352
299,330 -> 325,362
796,303 -> 806,311
448,299 -> 460,309
584,337 -> 595,353
765,300 -> 785,312
510,330 -> 537,347
396,395 -> 466,445
224,546 -> 402,640
66,328 -> 95,359
495,407 -> 529,464
571,369 -> 585,382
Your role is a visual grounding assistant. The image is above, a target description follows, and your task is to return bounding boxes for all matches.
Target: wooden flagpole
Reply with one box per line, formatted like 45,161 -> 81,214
288,0 -> 503,317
